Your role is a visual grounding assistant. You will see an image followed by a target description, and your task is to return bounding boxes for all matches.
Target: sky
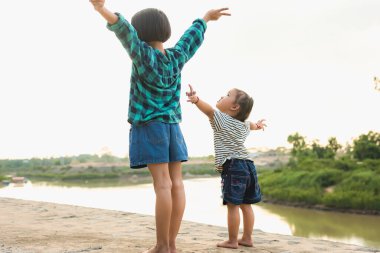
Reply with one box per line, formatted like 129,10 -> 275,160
0,0 -> 379,159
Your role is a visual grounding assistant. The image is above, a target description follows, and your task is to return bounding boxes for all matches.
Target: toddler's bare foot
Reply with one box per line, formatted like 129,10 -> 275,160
238,238 -> 253,247
217,240 -> 238,249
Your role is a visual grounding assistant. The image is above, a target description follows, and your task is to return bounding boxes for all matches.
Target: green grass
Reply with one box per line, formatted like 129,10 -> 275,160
260,159 -> 380,211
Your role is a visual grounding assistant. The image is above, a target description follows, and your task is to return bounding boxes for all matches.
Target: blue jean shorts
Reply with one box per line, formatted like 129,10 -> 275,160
129,121 -> 188,168
221,159 -> 262,205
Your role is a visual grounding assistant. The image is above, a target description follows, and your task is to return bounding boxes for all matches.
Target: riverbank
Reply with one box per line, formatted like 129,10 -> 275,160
261,199 -> 380,216
0,198 -> 378,253
2,173 -> 380,217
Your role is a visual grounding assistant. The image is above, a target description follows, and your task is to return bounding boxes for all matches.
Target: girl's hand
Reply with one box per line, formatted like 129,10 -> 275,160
255,119 -> 267,131
203,8 -> 231,22
186,84 -> 199,104
90,0 -> 105,11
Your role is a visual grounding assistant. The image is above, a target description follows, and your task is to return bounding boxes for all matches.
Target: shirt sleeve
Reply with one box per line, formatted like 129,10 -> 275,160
245,121 -> 251,130
210,111 -> 227,132
174,19 -> 207,63
107,13 -> 152,65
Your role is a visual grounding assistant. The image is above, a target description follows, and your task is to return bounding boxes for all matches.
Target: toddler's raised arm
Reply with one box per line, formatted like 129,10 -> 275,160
250,120 -> 267,131
186,85 -> 215,119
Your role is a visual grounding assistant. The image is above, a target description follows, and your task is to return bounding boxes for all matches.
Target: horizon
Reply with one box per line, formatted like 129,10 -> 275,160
0,136 -> 361,160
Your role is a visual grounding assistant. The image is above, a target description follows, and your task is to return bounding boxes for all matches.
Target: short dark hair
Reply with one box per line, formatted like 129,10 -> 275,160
131,8 -> 171,43
234,89 -> 254,122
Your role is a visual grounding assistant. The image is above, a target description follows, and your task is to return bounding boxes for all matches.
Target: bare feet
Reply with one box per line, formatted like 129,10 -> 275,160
238,238 -> 253,247
143,245 -> 170,253
169,246 -> 177,253
217,240 -> 238,249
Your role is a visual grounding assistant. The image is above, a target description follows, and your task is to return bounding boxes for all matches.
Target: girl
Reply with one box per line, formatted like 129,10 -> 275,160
89,1 -> 230,252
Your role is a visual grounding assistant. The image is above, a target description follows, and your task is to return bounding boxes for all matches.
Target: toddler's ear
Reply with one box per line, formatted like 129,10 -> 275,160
231,104 -> 240,111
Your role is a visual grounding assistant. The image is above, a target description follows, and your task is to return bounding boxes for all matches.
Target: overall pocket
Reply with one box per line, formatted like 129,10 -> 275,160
230,175 -> 249,196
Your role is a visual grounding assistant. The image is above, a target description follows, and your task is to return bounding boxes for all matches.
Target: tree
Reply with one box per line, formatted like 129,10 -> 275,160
290,135 -> 342,160
311,141 -> 325,159
287,133 -> 310,158
310,137 -> 341,159
352,131 -> 380,160
325,137 -> 342,159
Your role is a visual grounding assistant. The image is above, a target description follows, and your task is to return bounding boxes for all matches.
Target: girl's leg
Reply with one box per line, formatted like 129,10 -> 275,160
239,204 -> 254,247
168,161 -> 185,253
217,203 -> 240,249
146,163 -> 172,253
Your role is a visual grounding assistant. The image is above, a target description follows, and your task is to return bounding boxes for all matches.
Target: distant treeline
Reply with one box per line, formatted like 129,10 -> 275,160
0,154 -> 217,182
0,154 -> 128,170
260,131 -> 380,213
0,154 -> 126,181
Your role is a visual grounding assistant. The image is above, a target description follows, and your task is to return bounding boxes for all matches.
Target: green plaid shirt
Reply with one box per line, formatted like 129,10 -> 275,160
107,13 -> 207,125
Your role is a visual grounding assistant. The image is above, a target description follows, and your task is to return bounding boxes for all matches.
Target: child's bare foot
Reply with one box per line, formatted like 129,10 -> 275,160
238,238 -> 253,247
217,240 -> 238,249
169,246 -> 178,253
143,246 -> 170,253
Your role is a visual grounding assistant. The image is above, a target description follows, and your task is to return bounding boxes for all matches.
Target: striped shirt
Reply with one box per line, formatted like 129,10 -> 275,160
210,111 -> 251,172
107,13 -> 207,125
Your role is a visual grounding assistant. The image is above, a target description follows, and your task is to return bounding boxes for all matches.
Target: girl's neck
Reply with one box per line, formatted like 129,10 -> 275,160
148,41 -> 165,55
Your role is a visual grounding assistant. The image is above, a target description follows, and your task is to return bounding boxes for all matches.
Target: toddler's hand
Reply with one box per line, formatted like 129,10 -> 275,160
256,119 -> 267,131
203,8 -> 231,22
186,84 -> 199,104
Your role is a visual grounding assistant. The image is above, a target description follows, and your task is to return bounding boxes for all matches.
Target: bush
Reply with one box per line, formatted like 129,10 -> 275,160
334,170 -> 380,195
260,161 -> 379,211
323,191 -> 380,210
262,187 -> 322,205
334,158 -> 356,171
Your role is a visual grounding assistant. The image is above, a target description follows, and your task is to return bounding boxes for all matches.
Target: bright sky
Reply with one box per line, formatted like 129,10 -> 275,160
1,0 -> 379,159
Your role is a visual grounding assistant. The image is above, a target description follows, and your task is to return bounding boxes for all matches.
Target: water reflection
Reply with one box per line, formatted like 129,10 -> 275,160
38,177 -> 153,188
0,177 -> 379,249
261,203 -> 380,248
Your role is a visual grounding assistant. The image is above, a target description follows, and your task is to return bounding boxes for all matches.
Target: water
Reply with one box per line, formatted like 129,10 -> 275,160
0,177 -> 379,249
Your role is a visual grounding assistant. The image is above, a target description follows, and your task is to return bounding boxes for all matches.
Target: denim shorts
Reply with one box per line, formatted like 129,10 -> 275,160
221,159 -> 262,205
129,121 -> 188,168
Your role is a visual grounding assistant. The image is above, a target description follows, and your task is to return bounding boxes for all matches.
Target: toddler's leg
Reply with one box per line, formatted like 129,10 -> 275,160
217,203 -> 239,249
168,161 -> 185,253
239,204 -> 254,247
146,163 -> 172,253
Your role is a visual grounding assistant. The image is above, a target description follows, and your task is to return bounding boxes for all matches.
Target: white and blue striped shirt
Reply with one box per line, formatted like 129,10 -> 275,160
210,111 -> 251,172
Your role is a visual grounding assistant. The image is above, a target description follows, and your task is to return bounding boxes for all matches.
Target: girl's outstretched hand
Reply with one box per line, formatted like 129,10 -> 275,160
90,0 -> 105,11
203,8 -> 231,22
186,84 -> 199,104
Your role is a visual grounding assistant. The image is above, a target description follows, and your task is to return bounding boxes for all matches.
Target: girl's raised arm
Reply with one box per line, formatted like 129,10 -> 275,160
90,0 -> 118,24
174,8 -> 230,63
203,8 -> 231,23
